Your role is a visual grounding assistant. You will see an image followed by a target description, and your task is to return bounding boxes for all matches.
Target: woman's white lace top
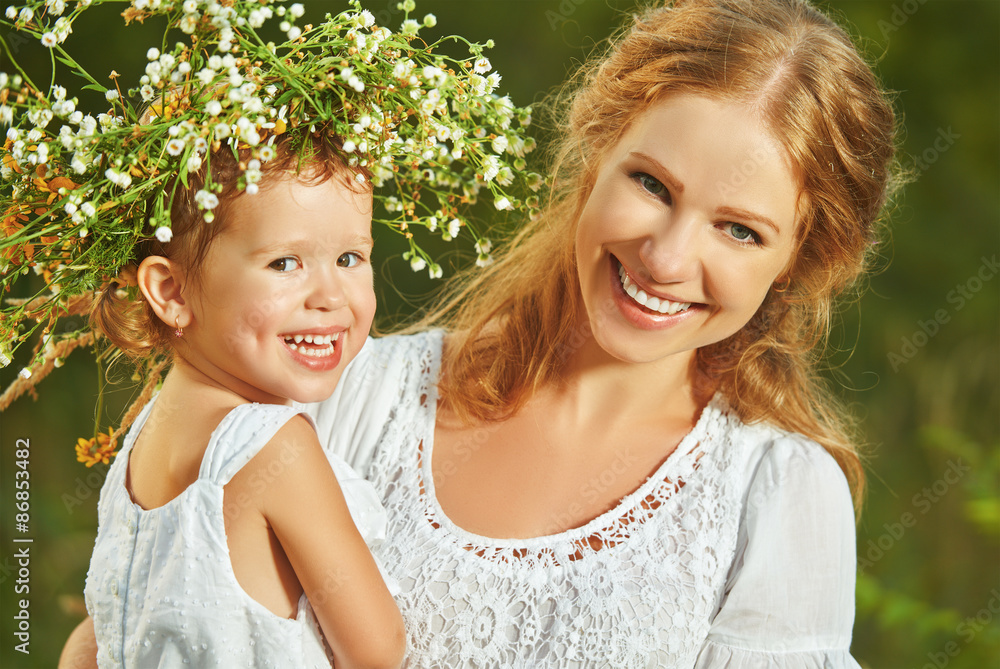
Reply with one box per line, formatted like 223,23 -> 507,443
85,398 -> 389,668
306,331 -> 863,668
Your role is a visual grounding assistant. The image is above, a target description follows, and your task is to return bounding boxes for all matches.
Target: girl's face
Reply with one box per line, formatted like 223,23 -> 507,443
181,174 -> 376,405
574,93 -> 801,368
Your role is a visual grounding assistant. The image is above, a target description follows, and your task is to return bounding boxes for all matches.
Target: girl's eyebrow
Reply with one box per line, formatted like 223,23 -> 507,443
249,232 -> 375,258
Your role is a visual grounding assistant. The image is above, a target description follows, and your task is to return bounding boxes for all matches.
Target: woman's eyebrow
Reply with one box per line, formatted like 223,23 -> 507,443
716,206 -> 780,235
628,151 -> 685,194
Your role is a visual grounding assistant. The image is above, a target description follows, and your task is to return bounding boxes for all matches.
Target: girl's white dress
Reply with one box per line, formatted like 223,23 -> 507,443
85,398 -> 389,668
307,330 -> 864,668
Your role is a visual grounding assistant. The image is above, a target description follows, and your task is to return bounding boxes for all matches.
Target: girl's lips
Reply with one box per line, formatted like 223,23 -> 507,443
608,256 -> 701,330
280,330 -> 344,371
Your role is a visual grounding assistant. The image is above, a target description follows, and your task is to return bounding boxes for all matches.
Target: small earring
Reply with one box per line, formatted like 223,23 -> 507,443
174,317 -> 184,338
772,277 -> 791,293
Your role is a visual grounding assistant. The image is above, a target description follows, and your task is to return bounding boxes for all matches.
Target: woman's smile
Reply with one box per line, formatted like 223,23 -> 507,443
574,93 -> 801,366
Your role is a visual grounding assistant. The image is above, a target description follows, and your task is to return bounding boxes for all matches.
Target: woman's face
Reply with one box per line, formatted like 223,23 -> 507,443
574,93 -> 801,368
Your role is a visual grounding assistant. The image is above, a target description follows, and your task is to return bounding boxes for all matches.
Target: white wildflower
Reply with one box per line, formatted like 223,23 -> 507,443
71,154 -> 88,174
105,88 -> 119,102
409,255 -> 426,272
186,154 -> 202,172
473,57 -> 491,74
205,99 -> 222,116
497,166 -> 514,187
494,196 -> 512,211
105,168 -> 132,188
475,238 -> 492,254
428,263 -> 442,279
476,254 -> 494,268
5,7 -> 16,20
81,201 -> 96,217
245,183 -> 259,195
194,189 -> 219,210
147,47 -> 160,61
491,134 -> 508,155
18,7 -> 31,22
41,32 -> 58,48
400,19 -> 419,35
155,226 -> 173,243
196,68 -> 216,86
47,0 -> 66,16
166,138 -> 185,156
213,122 -> 231,139
358,9 -> 374,27
481,155 -> 500,182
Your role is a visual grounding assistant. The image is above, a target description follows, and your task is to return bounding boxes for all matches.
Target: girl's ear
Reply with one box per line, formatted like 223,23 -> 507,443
137,256 -> 191,330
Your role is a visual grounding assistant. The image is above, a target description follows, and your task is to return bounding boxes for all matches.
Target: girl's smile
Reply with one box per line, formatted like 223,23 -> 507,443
177,174 -> 376,406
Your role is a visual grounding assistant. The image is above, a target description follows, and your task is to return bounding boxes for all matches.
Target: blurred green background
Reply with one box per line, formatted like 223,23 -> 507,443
1,1 -> 997,667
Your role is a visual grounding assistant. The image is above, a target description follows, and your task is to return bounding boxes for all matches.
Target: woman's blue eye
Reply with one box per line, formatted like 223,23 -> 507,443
724,223 -> 761,245
337,252 -> 362,268
268,257 -> 300,272
634,172 -> 667,198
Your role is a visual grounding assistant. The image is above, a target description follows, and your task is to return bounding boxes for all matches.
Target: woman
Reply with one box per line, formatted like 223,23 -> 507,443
62,0 -> 898,666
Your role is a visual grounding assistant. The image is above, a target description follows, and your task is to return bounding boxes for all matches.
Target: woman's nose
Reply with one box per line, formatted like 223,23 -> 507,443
638,211 -> 702,284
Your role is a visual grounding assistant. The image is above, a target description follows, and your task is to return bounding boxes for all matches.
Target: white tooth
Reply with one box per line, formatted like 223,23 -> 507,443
323,334 -> 332,345
635,290 -> 648,306
288,343 -> 299,352
304,334 -> 314,344
626,283 -> 638,298
331,333 -> 340,341
646,296 -> 660,311
294,334 -> 304,344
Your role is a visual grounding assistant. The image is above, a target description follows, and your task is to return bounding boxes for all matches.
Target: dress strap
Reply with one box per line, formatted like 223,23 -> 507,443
198,403 -> 313,486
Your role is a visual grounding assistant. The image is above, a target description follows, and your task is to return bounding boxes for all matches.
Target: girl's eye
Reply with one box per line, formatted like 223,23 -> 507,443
337,252 -> 362,268
632,172 -> 669,201
268,257 -> 301,272
722,222 -> 762,246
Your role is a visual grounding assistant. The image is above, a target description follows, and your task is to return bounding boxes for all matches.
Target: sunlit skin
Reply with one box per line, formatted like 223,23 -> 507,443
174,175 -> 377,406
573,93 -> 801,373
431,94 -> 803,540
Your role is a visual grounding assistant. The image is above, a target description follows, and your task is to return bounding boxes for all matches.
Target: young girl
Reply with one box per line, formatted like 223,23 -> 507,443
83,135 -> 404,668
2,2 -> 533,666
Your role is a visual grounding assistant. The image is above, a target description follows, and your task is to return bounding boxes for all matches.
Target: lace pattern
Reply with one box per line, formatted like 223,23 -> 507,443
366,332 -> 751,668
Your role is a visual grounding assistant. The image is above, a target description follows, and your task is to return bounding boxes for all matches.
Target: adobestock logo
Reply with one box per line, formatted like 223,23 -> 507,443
887,254 -> 998,373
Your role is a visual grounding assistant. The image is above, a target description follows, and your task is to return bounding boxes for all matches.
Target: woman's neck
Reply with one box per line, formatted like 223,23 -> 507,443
547,338 -> 707,441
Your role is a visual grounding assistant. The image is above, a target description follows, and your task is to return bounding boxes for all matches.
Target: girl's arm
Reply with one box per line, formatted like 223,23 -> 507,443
252,415 -> 405,669
58,617 -> 98,669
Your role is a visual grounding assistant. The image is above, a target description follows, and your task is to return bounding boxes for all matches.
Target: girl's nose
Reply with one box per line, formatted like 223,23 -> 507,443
304,268 -> 348,311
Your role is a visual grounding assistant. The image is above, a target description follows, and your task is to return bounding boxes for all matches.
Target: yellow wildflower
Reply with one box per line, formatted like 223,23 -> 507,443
75,429 -> 118,467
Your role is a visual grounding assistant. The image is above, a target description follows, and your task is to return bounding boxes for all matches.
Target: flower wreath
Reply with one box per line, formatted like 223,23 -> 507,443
0,0 -> 541,463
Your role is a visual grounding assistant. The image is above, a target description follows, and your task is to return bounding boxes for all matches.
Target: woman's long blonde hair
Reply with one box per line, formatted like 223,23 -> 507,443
409,0 -> 901,508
